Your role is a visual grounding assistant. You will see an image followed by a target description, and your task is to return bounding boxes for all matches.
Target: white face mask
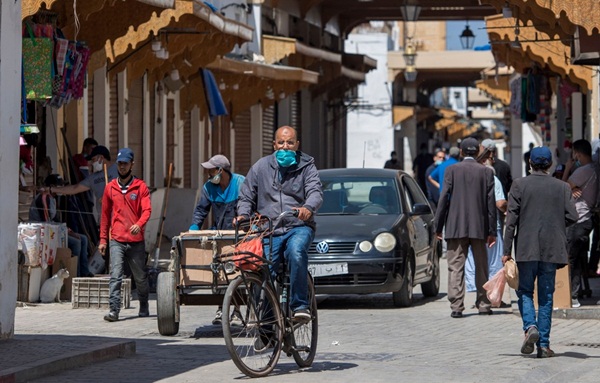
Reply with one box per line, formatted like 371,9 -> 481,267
209,169 -> 222,185
92,160 -> 103,173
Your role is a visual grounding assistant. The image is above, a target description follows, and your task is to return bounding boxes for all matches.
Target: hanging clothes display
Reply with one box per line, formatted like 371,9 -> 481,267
21,20 -> 91,108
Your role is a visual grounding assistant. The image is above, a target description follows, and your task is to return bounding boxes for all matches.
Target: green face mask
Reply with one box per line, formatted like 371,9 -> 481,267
275,150 -> 297,167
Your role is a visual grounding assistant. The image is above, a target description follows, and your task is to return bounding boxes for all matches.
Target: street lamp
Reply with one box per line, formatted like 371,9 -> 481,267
459,23 -> 475,49
404,66 -> 417,82
403,41 -> 417,66
400,3 -> 421,22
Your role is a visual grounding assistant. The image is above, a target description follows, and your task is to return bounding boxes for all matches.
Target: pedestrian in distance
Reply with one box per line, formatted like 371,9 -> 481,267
425,149 -> 446,211
428,146 -> 460,192
481,139 -> 513,199
413,143 -> 433,191
384,150 -> 402,170
235,125 -> 323,321
189,154 -> 245,325
503,146 -> 578,358
561,139 -> 597,307
524,142 -> 535,176
434,137 -> 497,318
99,148 -> 152,322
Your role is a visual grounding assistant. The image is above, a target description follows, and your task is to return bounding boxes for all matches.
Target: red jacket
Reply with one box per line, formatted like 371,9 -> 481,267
100,177 -> 152,245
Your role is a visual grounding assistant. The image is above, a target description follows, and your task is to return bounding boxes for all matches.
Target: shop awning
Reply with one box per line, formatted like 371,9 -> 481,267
487,14 -> 594,92
103,0 -> 253,84
475,76 -> 511,106
481,0 -> 600,37
393,106 -> 415,126
181,56 -> 319,117
263,34 -> 375,98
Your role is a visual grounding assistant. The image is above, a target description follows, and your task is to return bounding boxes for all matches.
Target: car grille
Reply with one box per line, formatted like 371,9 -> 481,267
314,273 -> 388,286
308,241 -> 356,255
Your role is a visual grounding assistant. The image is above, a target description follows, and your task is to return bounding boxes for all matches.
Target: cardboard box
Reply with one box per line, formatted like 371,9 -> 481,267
52,247 -> 78,301
534,265 -> 571,309
179,230 -> 237,287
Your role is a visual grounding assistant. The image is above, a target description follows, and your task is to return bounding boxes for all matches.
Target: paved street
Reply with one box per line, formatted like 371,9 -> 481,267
10,259 -> 600,383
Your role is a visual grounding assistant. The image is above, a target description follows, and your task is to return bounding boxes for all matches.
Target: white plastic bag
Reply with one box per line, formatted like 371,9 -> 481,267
483,269 -> 506,308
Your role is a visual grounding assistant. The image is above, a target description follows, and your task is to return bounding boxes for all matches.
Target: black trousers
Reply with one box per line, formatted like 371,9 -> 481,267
567,218 -> 593,299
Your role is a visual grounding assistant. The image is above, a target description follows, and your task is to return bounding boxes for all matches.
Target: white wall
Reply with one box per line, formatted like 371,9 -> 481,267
345,33 -> 393,168
0,0 -> 21,339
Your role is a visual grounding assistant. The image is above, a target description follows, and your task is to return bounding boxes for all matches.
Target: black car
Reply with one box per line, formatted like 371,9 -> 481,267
309,168 -> 441,307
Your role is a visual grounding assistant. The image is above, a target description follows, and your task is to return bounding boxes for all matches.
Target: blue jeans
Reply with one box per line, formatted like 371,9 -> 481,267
108,240 -> 149,313
517,261 -> 557,348
67,234 -> 90,277
263,226 -> 314,312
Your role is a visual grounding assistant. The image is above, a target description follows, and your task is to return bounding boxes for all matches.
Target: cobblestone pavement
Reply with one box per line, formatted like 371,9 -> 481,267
7,259 -> 600,383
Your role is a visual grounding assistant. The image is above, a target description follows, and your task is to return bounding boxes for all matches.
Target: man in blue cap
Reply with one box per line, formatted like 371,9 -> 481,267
99,148 -> 152,322
503,146 -> 578,358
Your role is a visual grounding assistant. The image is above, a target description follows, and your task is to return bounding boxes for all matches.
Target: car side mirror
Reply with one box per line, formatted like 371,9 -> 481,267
411,203 -> 432,216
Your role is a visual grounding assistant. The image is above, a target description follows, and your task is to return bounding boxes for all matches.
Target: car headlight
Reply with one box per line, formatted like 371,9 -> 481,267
359,241 -> 373,252
374,232 -> 396,252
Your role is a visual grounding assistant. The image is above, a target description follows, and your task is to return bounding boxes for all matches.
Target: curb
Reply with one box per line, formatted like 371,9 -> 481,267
0,341 -> 136,383
509,290 -> 600,320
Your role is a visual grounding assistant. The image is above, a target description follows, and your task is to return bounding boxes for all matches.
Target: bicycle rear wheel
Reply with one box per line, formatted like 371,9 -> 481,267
222,273 -> 284,378
291,276 -> 318,367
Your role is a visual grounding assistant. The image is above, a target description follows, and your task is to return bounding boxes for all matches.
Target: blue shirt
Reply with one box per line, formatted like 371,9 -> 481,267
429,157 -> 459,191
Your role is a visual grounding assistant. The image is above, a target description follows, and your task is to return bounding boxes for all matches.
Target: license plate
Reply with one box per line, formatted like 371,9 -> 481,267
308,262 -> 348,277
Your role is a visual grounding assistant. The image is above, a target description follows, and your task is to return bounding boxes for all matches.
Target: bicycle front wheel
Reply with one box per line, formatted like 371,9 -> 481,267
222,273 -> 284,378
291,275 -> 318,367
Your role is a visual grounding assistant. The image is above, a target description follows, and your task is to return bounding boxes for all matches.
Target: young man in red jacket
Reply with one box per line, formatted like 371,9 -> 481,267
99,148 -> 152,322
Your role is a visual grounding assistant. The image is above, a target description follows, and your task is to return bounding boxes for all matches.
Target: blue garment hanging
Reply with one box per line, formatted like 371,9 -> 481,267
201,69 -> 228,118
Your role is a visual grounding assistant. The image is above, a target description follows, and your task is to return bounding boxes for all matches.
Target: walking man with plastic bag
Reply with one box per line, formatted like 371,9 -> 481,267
503,146 -> 578,358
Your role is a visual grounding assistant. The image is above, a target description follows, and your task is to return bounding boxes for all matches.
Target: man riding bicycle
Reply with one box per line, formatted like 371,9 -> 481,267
235,126 -> 323,321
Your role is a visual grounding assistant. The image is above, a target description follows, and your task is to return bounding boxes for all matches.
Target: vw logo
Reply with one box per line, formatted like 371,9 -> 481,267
315,241 -> 329,254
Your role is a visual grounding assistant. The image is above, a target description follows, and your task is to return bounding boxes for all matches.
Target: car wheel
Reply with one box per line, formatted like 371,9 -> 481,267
421,249 -> 440,297
392,256 -> 413,307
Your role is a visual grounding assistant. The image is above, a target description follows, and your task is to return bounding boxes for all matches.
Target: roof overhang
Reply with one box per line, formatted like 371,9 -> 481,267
481,0 -> 600,38
475,76 -> 511,106
181,57 -> 319,117
101,0 -> 253,84
487,14 -> 594,92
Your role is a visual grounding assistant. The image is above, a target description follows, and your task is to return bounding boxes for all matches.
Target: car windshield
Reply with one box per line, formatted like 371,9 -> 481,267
318,177 -> 401,215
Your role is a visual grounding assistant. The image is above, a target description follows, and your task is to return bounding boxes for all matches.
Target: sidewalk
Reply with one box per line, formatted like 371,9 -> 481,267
2,269 -> 600,382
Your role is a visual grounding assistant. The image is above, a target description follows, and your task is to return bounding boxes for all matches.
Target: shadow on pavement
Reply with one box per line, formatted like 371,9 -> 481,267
316,292 -> 446,309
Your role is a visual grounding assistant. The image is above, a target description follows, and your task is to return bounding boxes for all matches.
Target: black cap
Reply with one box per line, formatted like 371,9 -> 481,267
89,145 -> 111,161
460,137 -> 479,155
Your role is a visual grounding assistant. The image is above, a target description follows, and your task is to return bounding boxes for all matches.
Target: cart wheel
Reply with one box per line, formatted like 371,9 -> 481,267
157,271 -> 179,336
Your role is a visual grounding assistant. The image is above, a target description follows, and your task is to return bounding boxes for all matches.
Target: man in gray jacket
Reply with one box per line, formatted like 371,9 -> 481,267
503,146 -> 578,358
236,126 -> 323,321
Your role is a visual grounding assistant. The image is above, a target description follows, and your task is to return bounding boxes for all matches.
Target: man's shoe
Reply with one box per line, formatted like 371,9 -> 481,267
521,326 -> 539,355
139,301 -> 149,317
450,311 -> 463,318
212,309 -> 223,325
230,309 -> 243,327
293,309 -> 311,322
537,347 -> 555,358
478,310 -> 493,315
104,311 -> 119,322
571,298 -> 581,308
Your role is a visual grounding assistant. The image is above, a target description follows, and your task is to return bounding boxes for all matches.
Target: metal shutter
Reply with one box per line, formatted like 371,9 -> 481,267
291,92 -> 301,129
166,99 -> 175,171
128,77 -> 144,178
233,110 -> 252,174
87,77 -> 94,138
262,104 -> 276,157
109,75 -> 118,155
183,111 -> 192,188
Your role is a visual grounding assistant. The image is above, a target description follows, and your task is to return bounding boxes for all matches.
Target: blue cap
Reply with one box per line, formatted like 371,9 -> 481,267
116,148 -> 134,163
530,146 -> 552,166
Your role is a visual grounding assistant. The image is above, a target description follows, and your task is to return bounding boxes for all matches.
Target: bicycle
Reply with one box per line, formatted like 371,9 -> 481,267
217,210 -> 318,377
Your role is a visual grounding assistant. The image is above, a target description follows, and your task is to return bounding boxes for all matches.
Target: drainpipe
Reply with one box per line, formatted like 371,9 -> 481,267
249,0 -> 264,55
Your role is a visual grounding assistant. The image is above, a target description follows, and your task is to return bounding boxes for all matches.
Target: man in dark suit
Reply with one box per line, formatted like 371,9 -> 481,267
434,137 -> 497,318
502,146 -> 578,358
